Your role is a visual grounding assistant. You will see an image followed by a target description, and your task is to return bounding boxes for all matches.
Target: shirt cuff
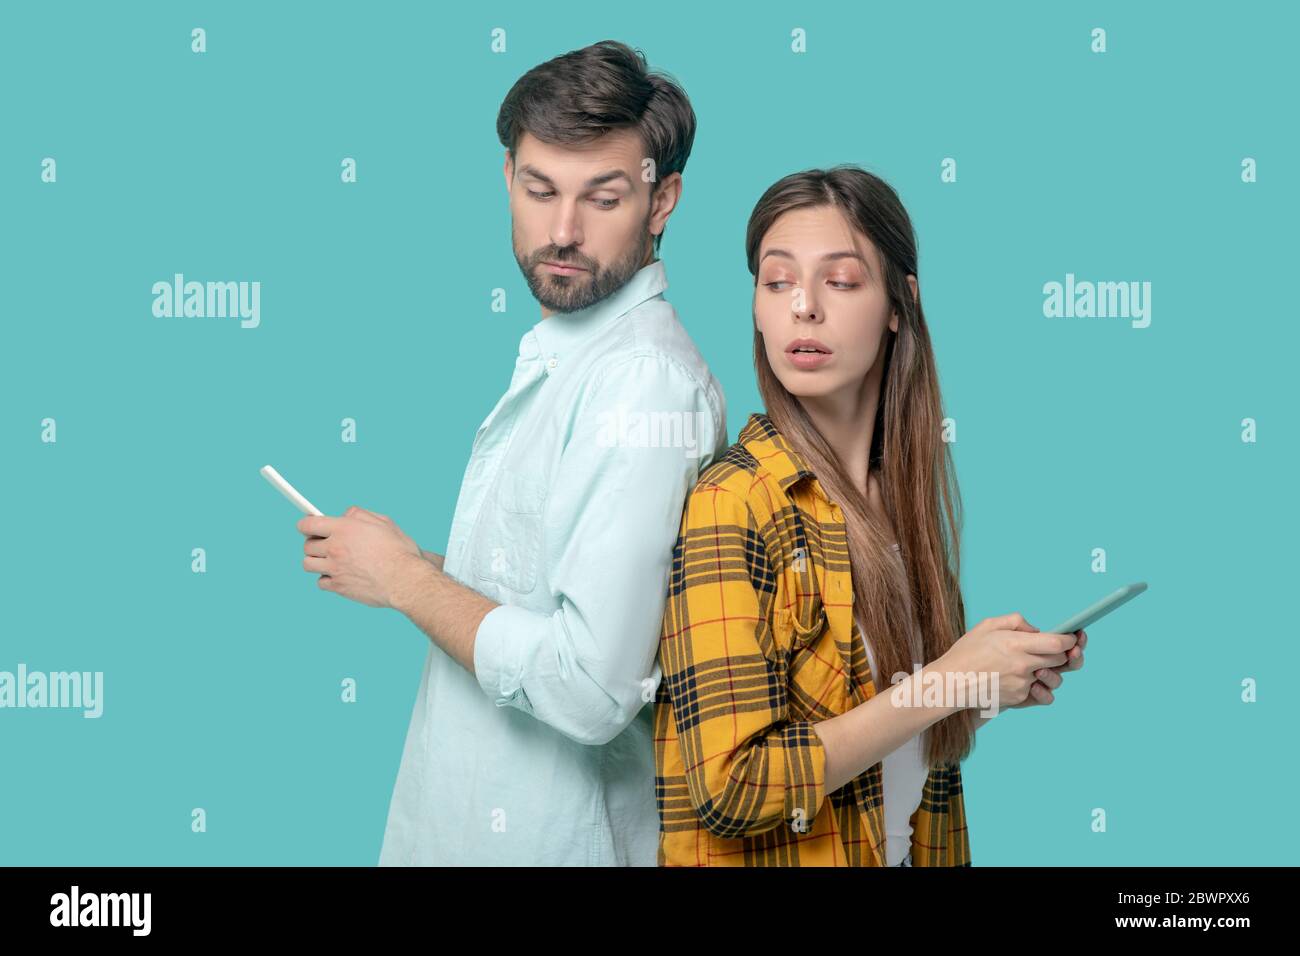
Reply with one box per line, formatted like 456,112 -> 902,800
472,603 -> 537,712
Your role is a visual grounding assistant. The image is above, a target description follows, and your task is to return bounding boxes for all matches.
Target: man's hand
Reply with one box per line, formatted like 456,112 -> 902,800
297,506 -> 423,609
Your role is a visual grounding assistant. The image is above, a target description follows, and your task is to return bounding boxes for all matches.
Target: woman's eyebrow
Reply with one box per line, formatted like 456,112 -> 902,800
760,249 -> 871,269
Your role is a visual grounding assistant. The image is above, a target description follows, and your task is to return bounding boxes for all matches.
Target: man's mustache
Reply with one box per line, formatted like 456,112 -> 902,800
533,249 -> 597,271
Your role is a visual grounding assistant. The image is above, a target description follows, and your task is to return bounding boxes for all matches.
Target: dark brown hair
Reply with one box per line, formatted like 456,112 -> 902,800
745,165 -> 977,768
496,40 -> 696,254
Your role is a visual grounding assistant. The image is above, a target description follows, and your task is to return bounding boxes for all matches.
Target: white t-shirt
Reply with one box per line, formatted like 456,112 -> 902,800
856,542 -> 929,867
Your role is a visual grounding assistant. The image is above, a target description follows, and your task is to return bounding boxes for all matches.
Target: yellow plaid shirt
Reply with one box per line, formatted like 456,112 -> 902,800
654,412 -> 971,866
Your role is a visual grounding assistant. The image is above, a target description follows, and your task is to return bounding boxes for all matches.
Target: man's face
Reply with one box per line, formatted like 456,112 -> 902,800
505,129 -> 659,315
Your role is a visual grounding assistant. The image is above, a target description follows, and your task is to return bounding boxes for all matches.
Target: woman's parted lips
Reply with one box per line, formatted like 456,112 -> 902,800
785,337 -> 832,354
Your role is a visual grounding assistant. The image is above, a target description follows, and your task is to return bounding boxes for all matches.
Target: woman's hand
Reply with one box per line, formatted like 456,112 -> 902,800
936,612 -> 1079,711
1010,627 -> 1087,708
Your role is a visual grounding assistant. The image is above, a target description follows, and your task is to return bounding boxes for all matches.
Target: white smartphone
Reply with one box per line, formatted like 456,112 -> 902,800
260,465 -> 323,516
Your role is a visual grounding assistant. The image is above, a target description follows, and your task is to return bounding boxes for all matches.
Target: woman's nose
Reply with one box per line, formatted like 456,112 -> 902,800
792,285 -> 821,321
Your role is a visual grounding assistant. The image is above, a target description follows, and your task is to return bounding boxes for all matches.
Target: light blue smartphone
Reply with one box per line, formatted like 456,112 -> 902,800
1048,582 -> 1147,634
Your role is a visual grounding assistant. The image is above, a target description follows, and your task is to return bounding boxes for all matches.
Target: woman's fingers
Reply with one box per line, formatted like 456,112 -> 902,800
1021,633 -> 1087,706
1034,667 -> 1064,690
1067,629 -> 1086,670
1045,629 -> 1086,673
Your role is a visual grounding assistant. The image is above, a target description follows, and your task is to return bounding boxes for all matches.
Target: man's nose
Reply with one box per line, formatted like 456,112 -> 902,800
549,199 -> 584,248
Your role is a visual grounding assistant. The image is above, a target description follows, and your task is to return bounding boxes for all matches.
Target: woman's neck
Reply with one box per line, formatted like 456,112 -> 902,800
798,377 -> 881,500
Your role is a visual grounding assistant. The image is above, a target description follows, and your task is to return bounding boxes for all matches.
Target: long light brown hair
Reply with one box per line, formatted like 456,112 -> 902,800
745,165 -> 976,768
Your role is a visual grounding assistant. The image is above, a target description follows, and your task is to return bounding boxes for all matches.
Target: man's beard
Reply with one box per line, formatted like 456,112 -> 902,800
514,219 -> 652,314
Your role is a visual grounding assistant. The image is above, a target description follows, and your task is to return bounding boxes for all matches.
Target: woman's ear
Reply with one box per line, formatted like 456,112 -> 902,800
890,274 -> 919,333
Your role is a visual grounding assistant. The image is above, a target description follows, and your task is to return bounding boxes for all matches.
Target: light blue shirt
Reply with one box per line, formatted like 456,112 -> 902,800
379,259 -> 726,865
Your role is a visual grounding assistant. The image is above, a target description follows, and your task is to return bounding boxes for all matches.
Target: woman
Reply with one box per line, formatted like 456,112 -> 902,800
654,166 -> 1087,866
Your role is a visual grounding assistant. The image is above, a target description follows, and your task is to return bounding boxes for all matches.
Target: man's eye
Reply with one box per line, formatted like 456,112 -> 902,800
593,198 -> 620,209
527,189 -> 555,200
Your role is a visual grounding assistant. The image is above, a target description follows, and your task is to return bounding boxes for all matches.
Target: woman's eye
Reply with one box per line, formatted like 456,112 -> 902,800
526,189 -> 555,200
829,281 -> 860,289
763,280 -> 792,290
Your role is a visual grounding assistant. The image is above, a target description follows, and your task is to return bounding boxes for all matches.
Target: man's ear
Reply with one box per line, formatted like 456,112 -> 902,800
503,150 -> 513,195
648,171 -> 683,238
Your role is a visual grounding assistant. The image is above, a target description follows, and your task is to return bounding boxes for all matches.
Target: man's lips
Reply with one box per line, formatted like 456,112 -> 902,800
541,261 -> 588,275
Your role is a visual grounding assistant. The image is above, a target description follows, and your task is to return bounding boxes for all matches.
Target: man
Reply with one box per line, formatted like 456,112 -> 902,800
295,40 -> 726,865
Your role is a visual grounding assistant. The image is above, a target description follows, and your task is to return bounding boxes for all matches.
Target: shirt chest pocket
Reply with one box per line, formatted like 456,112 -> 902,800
471,469 -> 548,595
774,601 -> 826,652
775,600 -> 851,718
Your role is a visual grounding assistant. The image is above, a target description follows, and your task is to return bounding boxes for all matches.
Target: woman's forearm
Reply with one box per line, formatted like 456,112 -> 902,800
813,662 -> 965,794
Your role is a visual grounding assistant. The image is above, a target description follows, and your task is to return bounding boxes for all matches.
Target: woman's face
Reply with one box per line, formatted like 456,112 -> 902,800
753,205 -> 913,405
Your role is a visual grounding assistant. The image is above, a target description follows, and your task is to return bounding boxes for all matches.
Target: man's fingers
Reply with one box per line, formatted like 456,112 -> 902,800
303,556 -> 329,574
296,514 -> 340,537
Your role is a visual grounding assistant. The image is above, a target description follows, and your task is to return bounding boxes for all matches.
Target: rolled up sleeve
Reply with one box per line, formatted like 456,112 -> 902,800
658,481 -> 828,838
472,351 -> 725,746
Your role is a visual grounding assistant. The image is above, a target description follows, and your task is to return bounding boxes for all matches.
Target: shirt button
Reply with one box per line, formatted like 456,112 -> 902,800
546,357 -> 558,370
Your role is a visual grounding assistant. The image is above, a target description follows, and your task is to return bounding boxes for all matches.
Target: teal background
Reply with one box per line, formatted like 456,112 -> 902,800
2,0 -> 1295,865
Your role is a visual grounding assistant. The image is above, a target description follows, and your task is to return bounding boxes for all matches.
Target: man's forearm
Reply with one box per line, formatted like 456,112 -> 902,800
420,549 -> 445,572
390,554 -> 497,675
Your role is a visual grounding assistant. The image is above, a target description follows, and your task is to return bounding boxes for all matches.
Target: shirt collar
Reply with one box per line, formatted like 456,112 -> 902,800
738,412 -> 832,505
524,258 -> 668,364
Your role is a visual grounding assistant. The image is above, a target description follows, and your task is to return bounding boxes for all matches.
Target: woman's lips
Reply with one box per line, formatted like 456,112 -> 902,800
785,338 -> 833,370
787,349 -> 833,370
